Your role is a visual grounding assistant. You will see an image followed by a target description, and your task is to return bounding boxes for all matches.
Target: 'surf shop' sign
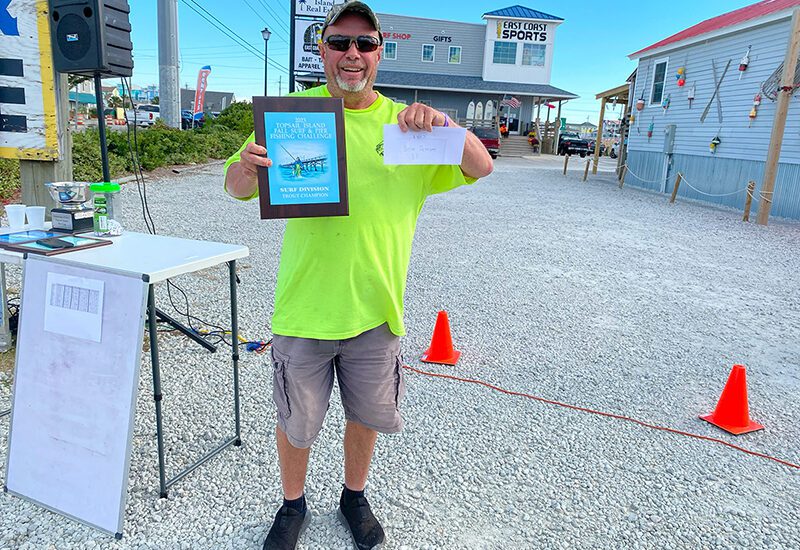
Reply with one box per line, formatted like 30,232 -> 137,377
496,20 -> 548,42
383,31 -> 412,40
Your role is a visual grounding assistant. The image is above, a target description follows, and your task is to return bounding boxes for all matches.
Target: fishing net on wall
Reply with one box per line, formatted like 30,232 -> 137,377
761,56 -> 800,100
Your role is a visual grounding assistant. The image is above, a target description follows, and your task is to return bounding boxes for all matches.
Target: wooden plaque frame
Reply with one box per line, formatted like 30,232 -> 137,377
253,96 -> 349,219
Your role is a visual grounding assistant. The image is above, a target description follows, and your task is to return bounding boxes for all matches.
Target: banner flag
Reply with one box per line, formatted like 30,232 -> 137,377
193,65 -> 212,117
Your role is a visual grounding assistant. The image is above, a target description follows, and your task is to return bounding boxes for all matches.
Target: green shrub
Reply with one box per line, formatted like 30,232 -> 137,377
1,111 -> 246,199
205,101 -> 253,138
0,158 -> 20,201
72,130 -> 128,181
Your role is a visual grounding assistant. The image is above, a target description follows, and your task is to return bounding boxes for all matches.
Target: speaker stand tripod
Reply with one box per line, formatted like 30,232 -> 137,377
92,73 -> 217,353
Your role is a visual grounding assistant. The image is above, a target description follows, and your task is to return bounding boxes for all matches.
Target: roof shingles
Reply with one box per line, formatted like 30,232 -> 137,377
483,5 -> 563,21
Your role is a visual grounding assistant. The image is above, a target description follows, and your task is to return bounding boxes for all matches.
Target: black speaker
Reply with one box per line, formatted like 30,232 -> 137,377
49,0 -> 134,77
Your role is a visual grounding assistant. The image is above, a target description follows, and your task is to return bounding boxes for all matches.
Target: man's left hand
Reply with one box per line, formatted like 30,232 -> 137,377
397,103 -> 446,132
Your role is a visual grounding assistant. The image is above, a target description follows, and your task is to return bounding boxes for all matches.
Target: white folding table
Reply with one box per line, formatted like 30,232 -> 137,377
34,231 -> 249,497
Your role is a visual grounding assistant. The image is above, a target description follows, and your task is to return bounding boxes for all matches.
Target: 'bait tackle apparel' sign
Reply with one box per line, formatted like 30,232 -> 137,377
294,19 -> 325,73
0,0 -> 59,160
295,0 -> 344,18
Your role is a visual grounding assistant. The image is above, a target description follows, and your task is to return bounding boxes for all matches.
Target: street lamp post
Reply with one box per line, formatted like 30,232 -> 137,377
261,28 -> 271,96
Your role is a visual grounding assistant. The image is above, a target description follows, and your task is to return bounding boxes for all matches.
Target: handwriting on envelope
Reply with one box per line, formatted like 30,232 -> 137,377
383,125 -> 467,165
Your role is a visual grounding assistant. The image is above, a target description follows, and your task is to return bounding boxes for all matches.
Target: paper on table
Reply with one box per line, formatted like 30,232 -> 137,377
44,272 -> 105,343
383,125 -> 467,165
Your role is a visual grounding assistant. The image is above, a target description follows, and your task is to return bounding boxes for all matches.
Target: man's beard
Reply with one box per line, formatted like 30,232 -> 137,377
335,73 -> 368,92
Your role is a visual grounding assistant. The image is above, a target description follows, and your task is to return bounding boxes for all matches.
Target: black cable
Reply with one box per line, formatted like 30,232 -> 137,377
121,77 -> 157,234
121,80 -> 153,235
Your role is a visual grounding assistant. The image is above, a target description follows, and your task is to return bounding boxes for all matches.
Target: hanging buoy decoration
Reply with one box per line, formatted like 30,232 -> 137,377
749,92 -> 762,127
687,84 -> 696,109
647,118 -> 655,141
636,96 -> 645,111
676,66 -> 686,87
710,134 -> 721,154
661,93 -> 671,114
739,46 -> 751,80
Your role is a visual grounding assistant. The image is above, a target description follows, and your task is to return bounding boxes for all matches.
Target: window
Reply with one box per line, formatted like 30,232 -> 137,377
384,41 -> 397,60
466,101 -> 475,119
448,46 -> 461,64
475,102 -> 484,120
422,44 -> 435,62
522,44 -> 545,66
493,41 -> 517,64
650,58 -> 668,105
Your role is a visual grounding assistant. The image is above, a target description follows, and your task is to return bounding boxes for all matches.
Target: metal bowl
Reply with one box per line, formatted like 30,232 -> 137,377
45,181 -> 93,210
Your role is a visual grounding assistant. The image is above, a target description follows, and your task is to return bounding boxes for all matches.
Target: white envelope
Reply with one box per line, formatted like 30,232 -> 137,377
383,125 -> 467,165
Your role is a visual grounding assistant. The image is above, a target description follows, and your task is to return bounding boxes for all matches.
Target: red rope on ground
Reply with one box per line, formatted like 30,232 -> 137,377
402,365 -> 800,471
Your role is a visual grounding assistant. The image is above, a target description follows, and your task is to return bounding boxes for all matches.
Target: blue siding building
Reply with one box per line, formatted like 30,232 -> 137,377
626,0 -> 800,220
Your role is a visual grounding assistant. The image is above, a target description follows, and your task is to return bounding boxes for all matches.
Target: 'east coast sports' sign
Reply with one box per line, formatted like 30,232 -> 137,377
1,0 -> 59,160
496,20 -> 549,42
295,0 -> 344,18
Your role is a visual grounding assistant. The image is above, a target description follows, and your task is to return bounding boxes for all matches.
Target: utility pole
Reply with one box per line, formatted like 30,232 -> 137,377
157,0 -> 180,128
279,75 -> 282,97
758,8 -> 800,225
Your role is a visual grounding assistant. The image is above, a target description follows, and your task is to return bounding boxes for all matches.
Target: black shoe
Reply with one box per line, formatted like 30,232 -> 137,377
337,493 -> 385,550
262,505 -> 310,550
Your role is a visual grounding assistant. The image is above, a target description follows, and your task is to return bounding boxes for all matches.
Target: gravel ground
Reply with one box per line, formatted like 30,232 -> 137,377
1,157 -> 799,549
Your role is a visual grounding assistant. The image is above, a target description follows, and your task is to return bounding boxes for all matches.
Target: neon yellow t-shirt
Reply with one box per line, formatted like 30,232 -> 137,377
224,85 -> 475,339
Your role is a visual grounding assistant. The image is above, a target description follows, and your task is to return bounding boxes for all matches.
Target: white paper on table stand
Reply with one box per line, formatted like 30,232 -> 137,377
44,272 -> 105,343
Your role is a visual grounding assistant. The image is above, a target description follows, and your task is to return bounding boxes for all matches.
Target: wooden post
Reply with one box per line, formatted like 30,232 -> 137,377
20,73 -> 71,213
582,158 -> 590,182
669,172 -> 683,203
743,181 -> 756,222
554,100 -> 562,154
619,165 -> 627,188
758,8 -> 800,225
563,153 -> 569,175
592,97 -> 606,174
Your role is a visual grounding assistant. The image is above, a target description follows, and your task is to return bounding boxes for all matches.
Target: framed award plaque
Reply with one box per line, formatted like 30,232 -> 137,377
253,96 -> 349,219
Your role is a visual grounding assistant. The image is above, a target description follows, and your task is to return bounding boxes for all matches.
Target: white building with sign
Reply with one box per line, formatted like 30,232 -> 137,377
293,4 -> 577,137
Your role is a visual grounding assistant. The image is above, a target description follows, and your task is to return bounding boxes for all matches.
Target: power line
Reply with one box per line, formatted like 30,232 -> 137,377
186,0 -> 289,72
253,0 -> 291,34
180,0 -> 262,58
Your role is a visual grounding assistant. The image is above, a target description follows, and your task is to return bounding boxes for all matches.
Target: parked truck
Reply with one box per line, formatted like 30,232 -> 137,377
125,104 -> 160,127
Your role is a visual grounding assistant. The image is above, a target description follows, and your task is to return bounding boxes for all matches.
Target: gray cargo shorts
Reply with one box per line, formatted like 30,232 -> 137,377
270,323 -> 406,449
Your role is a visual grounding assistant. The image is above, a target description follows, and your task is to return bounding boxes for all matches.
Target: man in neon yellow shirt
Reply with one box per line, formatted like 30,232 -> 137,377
224,2 -> 493,548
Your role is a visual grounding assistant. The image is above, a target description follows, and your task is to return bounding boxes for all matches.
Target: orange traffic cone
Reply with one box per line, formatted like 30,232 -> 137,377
421,310 -> 461,365
700,364 -> 763,435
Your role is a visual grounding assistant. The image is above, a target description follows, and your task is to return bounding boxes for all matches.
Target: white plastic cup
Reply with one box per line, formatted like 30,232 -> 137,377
25,206 -> 46,229
5,204 -> 26,228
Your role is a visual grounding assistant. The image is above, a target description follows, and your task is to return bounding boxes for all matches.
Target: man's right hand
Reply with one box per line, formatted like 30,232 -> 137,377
224,142 -> 273,199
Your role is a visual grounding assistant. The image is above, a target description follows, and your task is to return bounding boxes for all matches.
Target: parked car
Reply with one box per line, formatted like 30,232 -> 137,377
469,127 -> 500,158
125,104 -> 160,127
181,110 -> 205,129
558,132 -> 591,157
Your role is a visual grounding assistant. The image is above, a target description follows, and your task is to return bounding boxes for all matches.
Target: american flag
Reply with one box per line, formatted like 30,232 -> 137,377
501,96 -> 521,108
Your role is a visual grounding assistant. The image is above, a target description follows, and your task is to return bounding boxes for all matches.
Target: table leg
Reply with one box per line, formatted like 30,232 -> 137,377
147,285 -> 168,498
0,263 -> 12,353
229,260 -> 241,445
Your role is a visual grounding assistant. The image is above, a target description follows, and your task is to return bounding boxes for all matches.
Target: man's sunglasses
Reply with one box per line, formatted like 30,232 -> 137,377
323,35 -> 381,53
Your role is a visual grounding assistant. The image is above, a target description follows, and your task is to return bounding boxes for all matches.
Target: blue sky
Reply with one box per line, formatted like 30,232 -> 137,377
127,1 -> 753,124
